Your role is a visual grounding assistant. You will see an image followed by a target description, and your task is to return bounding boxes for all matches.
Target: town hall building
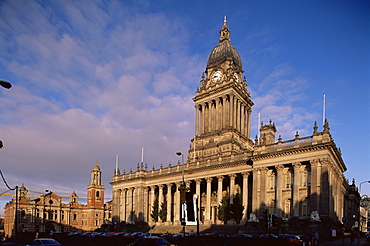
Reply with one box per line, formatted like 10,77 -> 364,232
110,19 -> 358,232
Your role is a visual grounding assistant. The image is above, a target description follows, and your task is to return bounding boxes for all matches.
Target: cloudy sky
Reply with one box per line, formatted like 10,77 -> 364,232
0,0 -> 369,214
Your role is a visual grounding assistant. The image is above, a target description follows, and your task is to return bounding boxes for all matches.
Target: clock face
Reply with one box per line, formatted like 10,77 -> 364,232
234,73 -> 239,82
212,70 -> 222,83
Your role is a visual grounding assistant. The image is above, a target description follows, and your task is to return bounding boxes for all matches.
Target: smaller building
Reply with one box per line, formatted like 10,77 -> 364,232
3,161 -> 112,238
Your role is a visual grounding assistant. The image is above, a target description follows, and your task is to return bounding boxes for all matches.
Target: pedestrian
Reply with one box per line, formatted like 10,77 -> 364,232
314,232 -> 319,245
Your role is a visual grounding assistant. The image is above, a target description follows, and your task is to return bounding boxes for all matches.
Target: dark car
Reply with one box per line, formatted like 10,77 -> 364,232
26,238 -> 62,246
128,237 -> 174,246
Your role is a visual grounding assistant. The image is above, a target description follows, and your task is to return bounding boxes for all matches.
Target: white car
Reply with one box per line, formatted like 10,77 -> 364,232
26,238 -> 62,246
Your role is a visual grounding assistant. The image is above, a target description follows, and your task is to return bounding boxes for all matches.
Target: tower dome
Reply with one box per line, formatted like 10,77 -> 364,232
207,17 -> 242,70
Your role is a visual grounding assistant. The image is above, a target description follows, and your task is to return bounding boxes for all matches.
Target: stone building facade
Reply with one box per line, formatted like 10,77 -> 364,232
110,19 -> 358,230
3,161 -> 112,238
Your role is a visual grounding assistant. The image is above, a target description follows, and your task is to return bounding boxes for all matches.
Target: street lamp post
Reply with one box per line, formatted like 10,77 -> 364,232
359,181 -> 370,237
359,181 -> 370,195
176,152 -> 186,237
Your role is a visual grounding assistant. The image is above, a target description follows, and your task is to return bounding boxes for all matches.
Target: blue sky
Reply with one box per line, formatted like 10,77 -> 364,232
0,0 -> 369,214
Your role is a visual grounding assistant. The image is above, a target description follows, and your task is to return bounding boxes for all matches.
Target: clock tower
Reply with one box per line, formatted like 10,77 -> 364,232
190,17 -> 254,164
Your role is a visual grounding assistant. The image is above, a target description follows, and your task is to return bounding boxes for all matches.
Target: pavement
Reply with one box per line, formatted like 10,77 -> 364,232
1,237 -> 370,246
319,237 -> 369,246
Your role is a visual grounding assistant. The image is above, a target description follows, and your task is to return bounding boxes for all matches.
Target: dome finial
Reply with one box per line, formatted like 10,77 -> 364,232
224,15 -> 227,26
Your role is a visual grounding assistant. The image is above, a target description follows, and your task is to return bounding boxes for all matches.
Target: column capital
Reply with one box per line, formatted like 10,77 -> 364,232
293,162 -> 302,170
260,167 -> 268,174
275,165 -> 284,172
241,172 -> 250,178
310,159 -> 320,167
159,184 -> 165,189
167,183 -> 173,187
252,168 -> 259,174
229,173 -> 237,180
217,175 -> 225,181
195,178 -> 202,184
206,177 -> 213,183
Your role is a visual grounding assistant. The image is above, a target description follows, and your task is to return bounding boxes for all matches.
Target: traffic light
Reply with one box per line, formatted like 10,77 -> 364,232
271,214 -> 278,227
262,209 -> 268,228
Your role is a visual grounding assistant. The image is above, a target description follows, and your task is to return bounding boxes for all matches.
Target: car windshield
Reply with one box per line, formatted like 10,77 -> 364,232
39,239 -> 58,244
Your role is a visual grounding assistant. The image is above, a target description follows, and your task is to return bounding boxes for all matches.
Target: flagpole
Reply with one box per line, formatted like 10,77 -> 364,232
323,93 -> 326,126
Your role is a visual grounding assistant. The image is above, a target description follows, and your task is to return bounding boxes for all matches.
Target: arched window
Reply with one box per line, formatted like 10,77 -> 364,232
301,198 -> 310,217
269,173 -> 276,190
21,210 -> 26,219
96,191 -> 100,198
73,213 -> 77,222
286,172 -> 291,188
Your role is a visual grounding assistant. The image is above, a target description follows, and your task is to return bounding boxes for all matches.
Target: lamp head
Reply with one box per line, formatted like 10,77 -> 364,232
176,152 -> 182,156
0,80 -> 12,89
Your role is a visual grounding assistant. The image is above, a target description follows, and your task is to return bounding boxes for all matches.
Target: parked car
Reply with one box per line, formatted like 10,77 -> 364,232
279,234 -> 303,246
127,237 -> 175,246
26,238 -> 62,246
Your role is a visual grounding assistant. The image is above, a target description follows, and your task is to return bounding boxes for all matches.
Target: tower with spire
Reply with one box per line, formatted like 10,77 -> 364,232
190,16 -> 254,163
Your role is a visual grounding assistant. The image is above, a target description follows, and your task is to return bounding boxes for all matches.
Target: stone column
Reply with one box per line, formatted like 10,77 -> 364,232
149,186 -> 156,221
310,159 -> 319,212
206,102 -> 210,133
225,96 -> 230,127
174,182 -> 181,225
233,98 -> 237,129
217,176 -> 224,204
247,109 -> 251,139
241,104 -> 245,135
128,188 -> 134,222
205,177 -> 213,223
229,174 -> 236,204
195,179 -> 202,217
200,104 -> 204,135
195,105 -> 199,136
241,172 -> 250,222
292,163 -> 301,217
217,176 -> 224,224
122,189 -> 127,222
159,185 -> 164,207
252,168 -> 260,214
144,187 -> 149,222
276,165 -> 284,217
230,95 -> 234,128
167,183 -> 172,224
259,168 -> 268,211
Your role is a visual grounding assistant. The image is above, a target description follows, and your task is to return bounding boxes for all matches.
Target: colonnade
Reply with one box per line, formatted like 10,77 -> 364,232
113,159 -> 344,224
195,94 -> 252,138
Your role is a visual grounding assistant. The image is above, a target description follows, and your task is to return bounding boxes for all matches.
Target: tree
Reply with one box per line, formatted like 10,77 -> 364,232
150,197 -> 159,222
159,199 -> 167,222
217,192 -> 231,224
230,191 -> 244,224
